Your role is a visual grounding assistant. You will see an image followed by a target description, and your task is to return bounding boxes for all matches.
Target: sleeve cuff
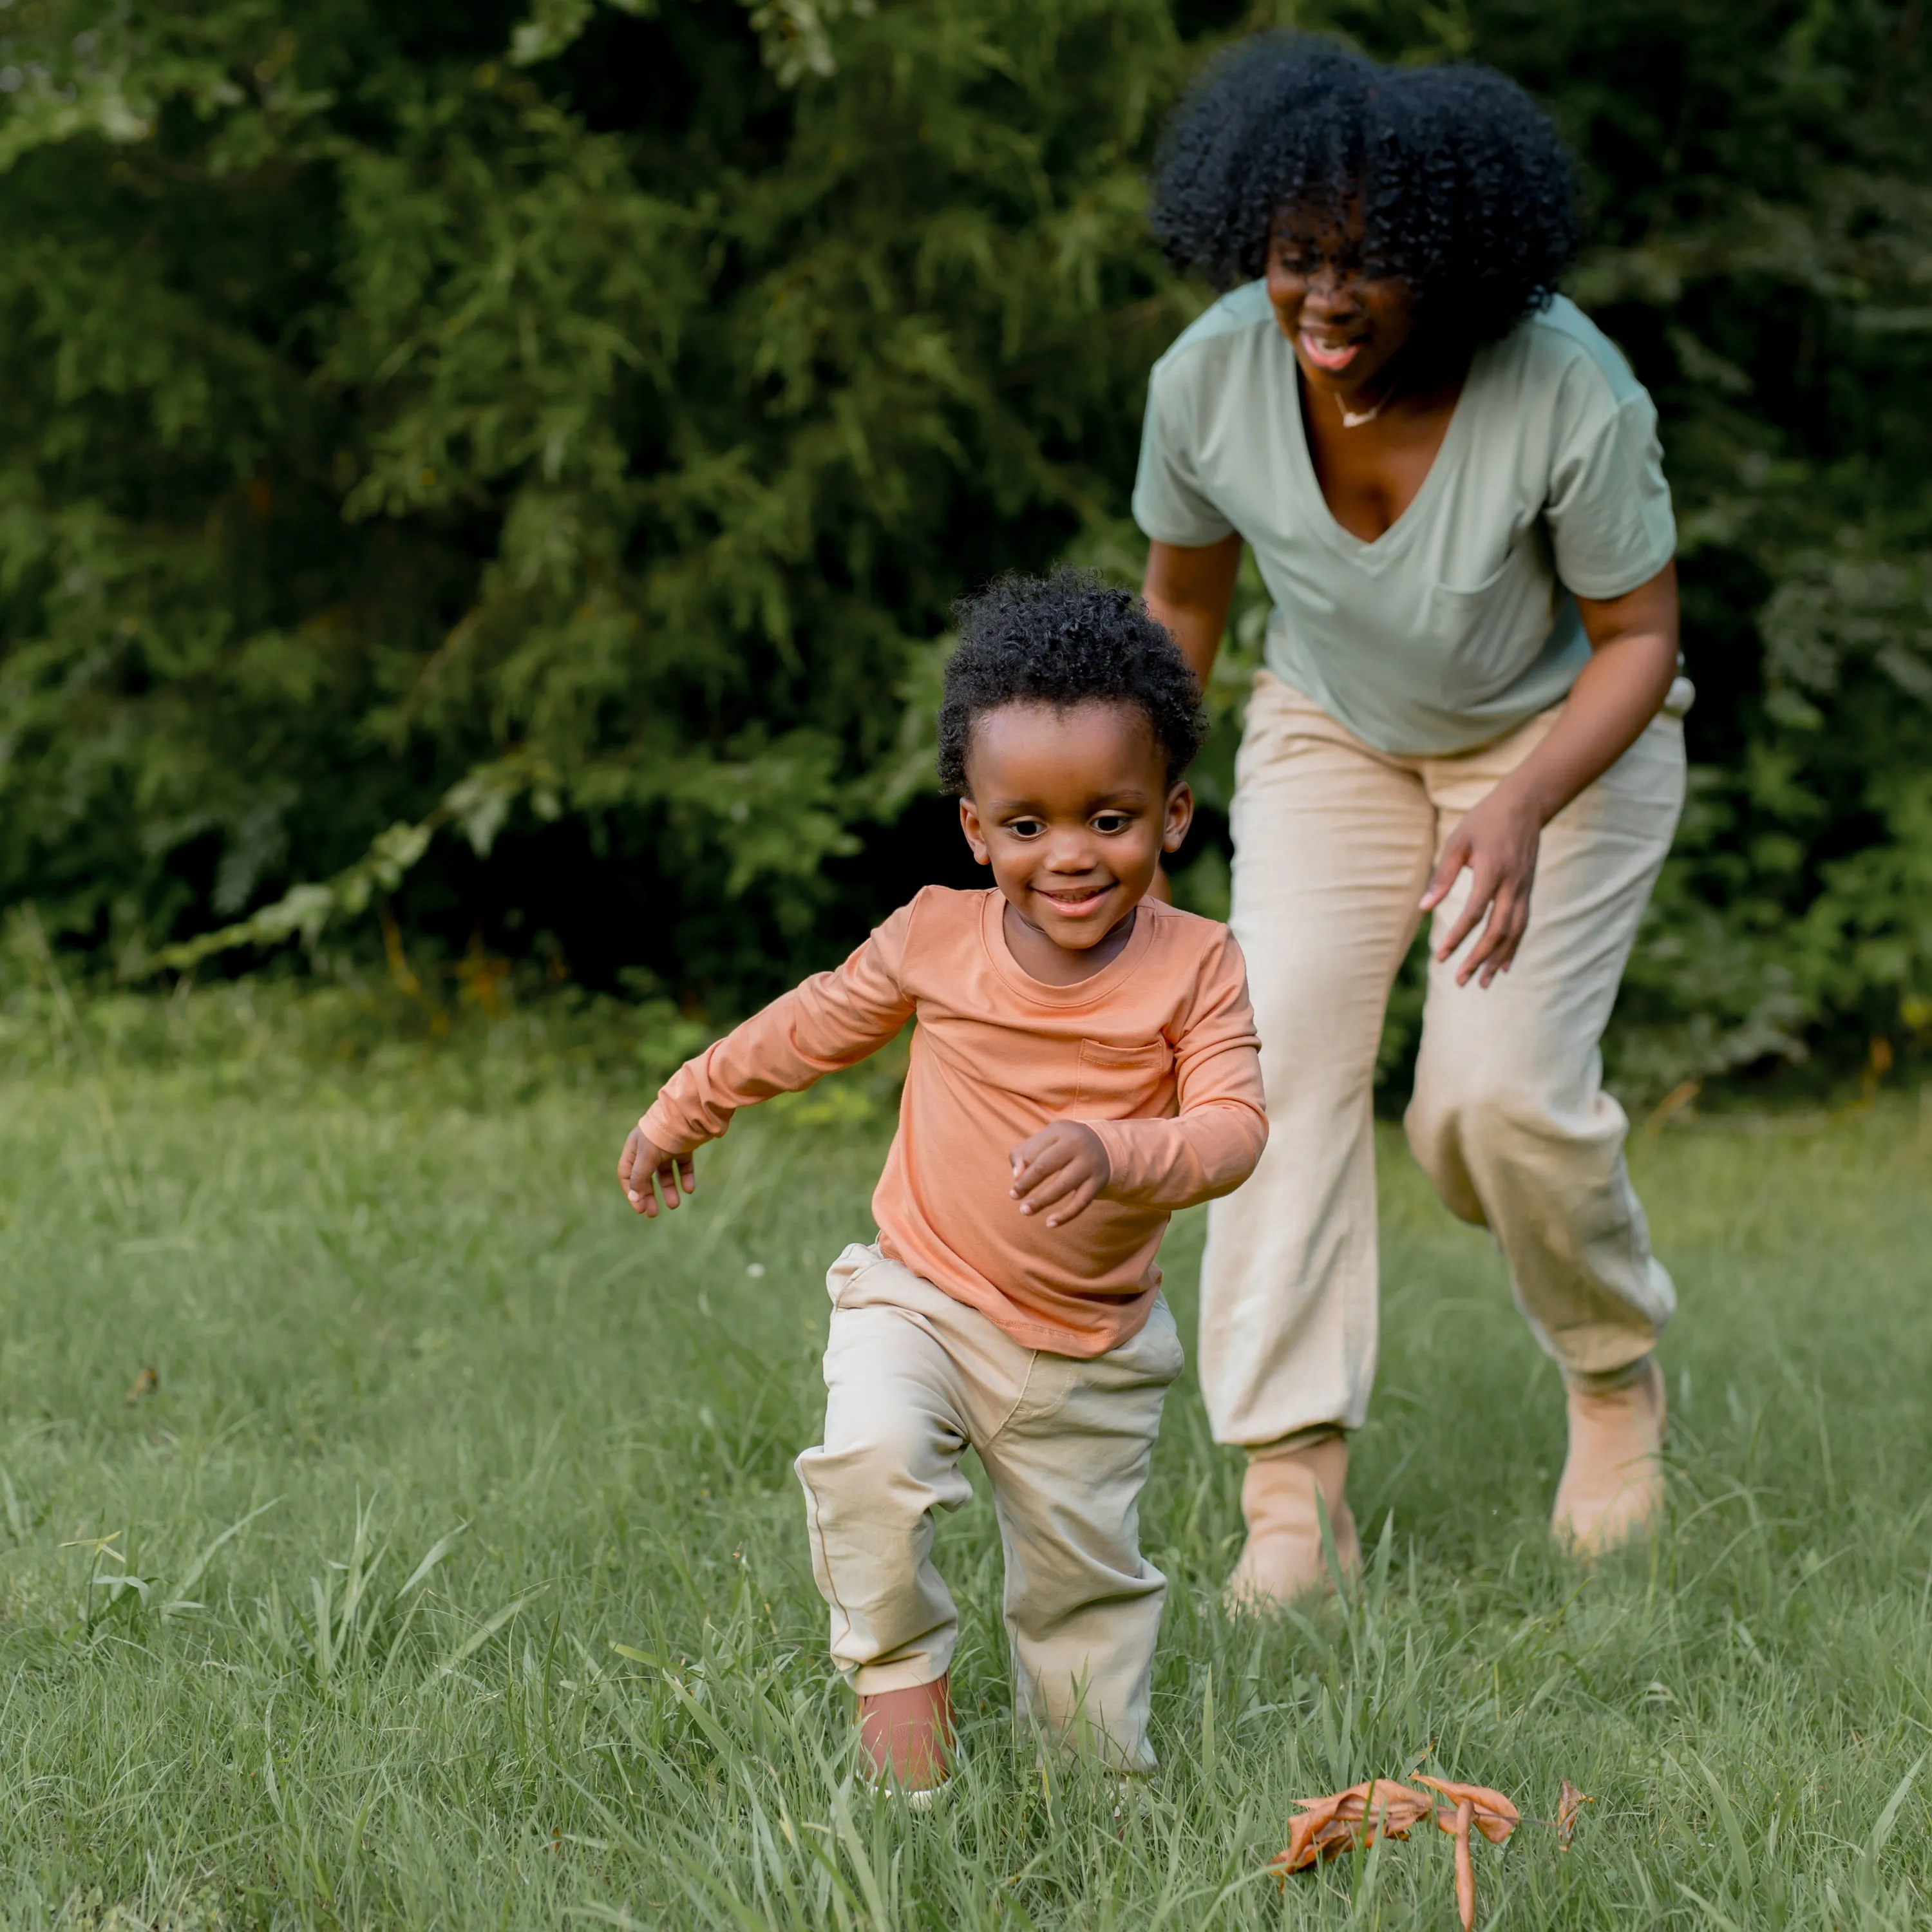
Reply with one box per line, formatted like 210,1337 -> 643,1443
639,1101 -> 708,1159
1132,504 -> 1238,549
1559,538 -> 1678,603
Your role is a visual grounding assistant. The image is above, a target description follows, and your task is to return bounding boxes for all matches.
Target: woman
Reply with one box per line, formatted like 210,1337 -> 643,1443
1135,37 -> 1690,1605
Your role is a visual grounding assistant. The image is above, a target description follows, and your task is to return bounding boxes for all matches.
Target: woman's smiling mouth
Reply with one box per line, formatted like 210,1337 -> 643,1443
1298,330 -> 1363,372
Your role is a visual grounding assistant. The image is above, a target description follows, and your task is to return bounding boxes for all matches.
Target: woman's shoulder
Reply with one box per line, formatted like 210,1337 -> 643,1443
1490,296 -> 1651,413
1149,281 -> 1278,388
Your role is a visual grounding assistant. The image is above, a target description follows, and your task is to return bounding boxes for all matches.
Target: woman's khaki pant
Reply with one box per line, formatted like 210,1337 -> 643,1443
795,1244 -> 1183,1770
1198,670 -> 1689,1449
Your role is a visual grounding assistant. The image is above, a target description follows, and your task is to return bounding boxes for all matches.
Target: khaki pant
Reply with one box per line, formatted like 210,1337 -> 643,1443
1199,671 -> 1689,1448
795,1244 -> 1182,1770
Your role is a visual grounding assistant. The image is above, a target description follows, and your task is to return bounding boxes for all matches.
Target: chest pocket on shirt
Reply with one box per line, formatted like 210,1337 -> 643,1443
1423,549 -> 1553,703
1074,1038 -> 1174,1116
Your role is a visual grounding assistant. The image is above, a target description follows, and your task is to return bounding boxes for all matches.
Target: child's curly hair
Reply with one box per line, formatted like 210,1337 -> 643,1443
936,570 -> 1206,797
1150,35 -> 1578,352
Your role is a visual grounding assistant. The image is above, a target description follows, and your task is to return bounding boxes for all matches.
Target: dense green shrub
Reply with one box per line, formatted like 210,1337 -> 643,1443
0,0 -> 1927,1094
0,0 -> 1192,1010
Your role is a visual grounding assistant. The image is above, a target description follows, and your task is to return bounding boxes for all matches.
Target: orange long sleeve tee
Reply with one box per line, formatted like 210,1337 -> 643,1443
642,886 -> 1267,1356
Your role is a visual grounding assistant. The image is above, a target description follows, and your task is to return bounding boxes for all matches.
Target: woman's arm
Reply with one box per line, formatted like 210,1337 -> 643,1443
1141,535 -> 1244,903
1142,535 -> 1244,686
1420,562 -> 1681,987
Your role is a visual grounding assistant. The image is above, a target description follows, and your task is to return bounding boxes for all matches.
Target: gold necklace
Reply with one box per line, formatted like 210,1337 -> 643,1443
1338,388 -> 1392,429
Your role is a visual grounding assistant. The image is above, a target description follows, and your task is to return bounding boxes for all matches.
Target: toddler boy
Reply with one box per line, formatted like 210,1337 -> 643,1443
620,571 -> 1266,1796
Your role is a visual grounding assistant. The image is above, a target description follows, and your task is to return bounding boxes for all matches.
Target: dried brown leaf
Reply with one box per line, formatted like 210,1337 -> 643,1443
1450,1797 -> 1477,1930
1270,1772 -> 1528,1931
124,1365 -> 158,1405
1557,1780 -> 1591,1850
1417,1776 -> 1522,1932
1417,1774 -> 1521,1844
1271,1779 -> 1434,1875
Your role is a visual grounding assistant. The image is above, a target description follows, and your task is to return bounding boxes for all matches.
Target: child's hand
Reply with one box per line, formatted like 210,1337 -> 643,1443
620,1122 -> 696,1218
1008,1122 -> 1111,1227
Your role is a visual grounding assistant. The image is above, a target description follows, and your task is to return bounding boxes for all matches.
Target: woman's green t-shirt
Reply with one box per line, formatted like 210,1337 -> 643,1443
1131,287 -> 1676,757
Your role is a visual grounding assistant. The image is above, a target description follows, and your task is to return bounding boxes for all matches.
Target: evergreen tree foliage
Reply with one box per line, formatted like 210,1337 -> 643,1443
0,0 -> 1927,1088
0,0 -> 1188,1005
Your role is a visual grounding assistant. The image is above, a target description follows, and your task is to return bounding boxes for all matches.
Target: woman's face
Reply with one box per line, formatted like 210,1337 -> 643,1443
1265,202 -> 1418,406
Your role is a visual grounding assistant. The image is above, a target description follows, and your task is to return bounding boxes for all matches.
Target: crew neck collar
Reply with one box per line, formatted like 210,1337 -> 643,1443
980,890 -> 1159,1007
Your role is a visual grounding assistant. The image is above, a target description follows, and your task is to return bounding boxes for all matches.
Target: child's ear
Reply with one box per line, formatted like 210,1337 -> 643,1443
1161,781 -> 1195,855
958,797 -> 992,867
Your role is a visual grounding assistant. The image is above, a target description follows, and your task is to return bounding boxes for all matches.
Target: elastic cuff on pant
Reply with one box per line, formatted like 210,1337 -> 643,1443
1562,1352 -> 1655,1396
1244,1423 -> 1345,1464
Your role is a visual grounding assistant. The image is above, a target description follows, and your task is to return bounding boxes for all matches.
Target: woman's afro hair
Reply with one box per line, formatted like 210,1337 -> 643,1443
1150,35 -> 1579,350
936,569 -> 1206,796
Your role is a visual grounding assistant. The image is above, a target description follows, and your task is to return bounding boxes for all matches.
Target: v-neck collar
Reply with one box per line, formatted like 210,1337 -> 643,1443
1284,339 -> 1484,564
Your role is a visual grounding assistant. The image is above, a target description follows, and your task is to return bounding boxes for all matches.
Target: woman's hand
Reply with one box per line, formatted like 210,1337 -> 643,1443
1009,1122 -> 1112,1227
1421,563 -> 1683,989
1419,780 -> 1544,987
620,1123 -> 696,1218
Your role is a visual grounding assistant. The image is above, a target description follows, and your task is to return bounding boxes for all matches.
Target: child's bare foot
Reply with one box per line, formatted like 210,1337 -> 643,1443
1551,1356 -> 1666,1555
859,1674 -> 954,1804
1224,1435 -> 1359,1613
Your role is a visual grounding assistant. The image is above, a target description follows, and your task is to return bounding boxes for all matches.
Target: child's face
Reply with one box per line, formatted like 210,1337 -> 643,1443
957,701 -> 1193,952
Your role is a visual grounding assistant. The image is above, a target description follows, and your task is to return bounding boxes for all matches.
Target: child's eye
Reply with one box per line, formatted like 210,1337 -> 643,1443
1007,818 -> 1045,838
1092,813 -> 1133,835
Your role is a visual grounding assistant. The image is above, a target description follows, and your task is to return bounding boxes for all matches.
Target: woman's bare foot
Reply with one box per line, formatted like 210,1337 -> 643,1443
1551,1356 -> 1666,1554
1225,1435 -> 1359,1612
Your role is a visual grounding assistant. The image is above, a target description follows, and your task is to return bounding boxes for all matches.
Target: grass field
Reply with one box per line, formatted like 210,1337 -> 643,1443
4,1021 -> 1932,1929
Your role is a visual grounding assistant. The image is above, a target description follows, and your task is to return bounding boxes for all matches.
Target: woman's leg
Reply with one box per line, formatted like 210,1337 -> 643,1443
1405,706 -> 1684,1376
1198,676 -> 1435,1605
1198,676 -> 1435,1450
1404,701 -> 1687,1542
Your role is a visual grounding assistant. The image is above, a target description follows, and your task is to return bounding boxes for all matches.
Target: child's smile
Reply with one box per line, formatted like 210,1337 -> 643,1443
956,699 -> 1193,987
1034,882 -> 1115,914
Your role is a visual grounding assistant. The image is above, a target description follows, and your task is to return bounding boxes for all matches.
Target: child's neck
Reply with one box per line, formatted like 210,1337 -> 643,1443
1001,900 -> 1139,987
